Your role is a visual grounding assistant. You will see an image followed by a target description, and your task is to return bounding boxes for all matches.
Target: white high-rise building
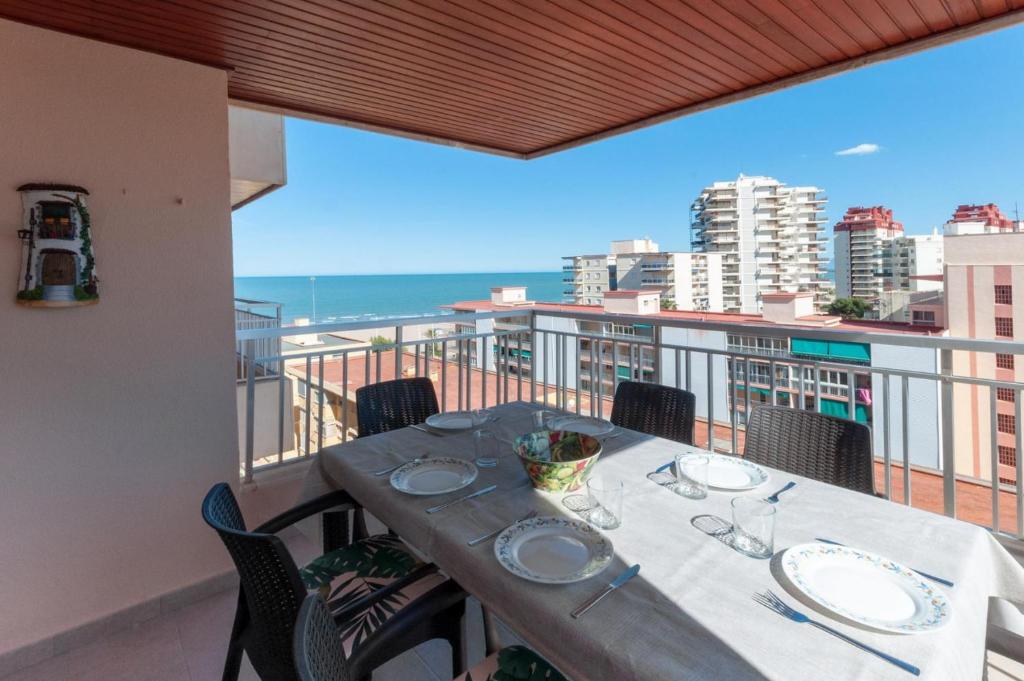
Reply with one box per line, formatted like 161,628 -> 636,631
691,175 -> 829,313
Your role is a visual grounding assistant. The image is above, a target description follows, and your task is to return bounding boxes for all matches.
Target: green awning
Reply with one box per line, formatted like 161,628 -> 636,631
792,338 -> 871,363
617,366 -> 631,379
820,397 -> 869,423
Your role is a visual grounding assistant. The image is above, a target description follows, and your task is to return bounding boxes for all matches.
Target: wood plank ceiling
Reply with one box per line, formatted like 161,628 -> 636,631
2,1 -> 1022,158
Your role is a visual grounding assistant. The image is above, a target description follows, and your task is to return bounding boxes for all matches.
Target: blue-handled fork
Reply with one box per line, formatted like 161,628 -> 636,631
754,591 -> 920,676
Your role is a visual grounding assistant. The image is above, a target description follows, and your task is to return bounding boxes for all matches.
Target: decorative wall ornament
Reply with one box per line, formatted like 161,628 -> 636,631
15,183 -> 98,307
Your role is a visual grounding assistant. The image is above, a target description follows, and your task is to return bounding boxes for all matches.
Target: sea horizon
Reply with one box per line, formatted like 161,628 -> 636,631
234,271 -> 565,324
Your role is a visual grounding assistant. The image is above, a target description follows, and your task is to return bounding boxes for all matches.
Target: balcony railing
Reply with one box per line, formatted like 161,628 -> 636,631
234,298 -> 282,381
236,307 -> 1024,542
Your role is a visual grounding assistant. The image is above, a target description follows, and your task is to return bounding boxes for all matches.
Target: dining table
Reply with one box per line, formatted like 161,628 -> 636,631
301,400 -> 1024,680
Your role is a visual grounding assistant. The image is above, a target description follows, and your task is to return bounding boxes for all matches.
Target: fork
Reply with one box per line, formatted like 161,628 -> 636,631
753,591 -> 920,676
764,481 -> 796,503
467,510 -> 537,546
373,453 -> 429,477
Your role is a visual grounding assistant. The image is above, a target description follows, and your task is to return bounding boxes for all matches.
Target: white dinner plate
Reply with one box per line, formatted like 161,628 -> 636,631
494,516 -> 612,584
781,543 -> 951,634
425,411 -> 488,432
545,415 -> 615,436
390,457 -> 477,495
677,453 -> 769,490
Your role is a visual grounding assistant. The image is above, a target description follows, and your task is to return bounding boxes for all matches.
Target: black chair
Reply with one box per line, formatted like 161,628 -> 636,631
742,405 -> 874,495
609,380 -> 696,445
202,483 -> 466,681
295,593 -> 567,681
356,377 -> 439,438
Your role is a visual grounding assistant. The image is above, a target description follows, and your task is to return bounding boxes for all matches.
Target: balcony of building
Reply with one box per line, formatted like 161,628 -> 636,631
5,6 -> 1024,681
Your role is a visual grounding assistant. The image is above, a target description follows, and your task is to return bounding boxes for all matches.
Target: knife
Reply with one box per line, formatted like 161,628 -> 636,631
425,484 -> 497,514
814,538 -> 954,588
571,564 -> 640,618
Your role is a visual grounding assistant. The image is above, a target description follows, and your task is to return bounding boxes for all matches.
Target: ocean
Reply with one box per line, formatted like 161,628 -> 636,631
234,272 -> 564,324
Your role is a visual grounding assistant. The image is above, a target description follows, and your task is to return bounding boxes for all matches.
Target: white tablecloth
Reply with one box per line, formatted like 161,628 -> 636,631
310,401 -> 1024,680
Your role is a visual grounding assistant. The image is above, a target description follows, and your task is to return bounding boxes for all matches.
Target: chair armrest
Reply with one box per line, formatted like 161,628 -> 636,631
329,563 -> 439,623
254,489 -> 359,535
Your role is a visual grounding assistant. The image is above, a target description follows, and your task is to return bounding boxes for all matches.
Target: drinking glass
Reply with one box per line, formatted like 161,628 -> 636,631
731,497 -> 776,558
674,453 -> 709,499
532,409 -> 554,431
586,475 -> 623,530
473,429 -> 499,468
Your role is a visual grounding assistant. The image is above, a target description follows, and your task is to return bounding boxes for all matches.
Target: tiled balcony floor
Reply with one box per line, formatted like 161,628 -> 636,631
1,529 -> 492,681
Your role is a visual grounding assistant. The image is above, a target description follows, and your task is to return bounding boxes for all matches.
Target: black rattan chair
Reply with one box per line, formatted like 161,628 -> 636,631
742,405 -> 874,495
356,377 -> 439,438
609,380 -> 696,445
202,483 -> 466,681
295,594 -> 567,681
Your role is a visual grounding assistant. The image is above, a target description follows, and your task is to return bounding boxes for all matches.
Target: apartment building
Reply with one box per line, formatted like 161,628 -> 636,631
562,239 -> 726,311
946,232 -> 1024,487
562,254 -> 615,305
944,203 -> 1017,235
448,287 -> 943,467
885,231 -> 945,292
875,231 -> 945,322
691,174 -> 830,314
614,251 -> 725,312
833,206 -> 903,303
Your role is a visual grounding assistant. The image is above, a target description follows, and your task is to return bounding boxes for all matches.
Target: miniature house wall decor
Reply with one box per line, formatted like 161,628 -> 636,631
16,183 -> 98,307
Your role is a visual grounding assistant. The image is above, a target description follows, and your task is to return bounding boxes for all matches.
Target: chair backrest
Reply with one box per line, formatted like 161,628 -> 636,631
202,483 -> 308,681
742,406 -> 874,495
355,377 -> 439,438
294,594 -> 352,681
609,381 -> 696,445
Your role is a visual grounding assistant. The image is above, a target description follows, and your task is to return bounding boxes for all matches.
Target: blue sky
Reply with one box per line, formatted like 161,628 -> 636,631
233,24 -> 1024,277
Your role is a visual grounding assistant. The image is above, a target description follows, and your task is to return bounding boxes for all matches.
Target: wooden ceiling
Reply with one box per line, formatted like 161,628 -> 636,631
3,1 -> 1022,158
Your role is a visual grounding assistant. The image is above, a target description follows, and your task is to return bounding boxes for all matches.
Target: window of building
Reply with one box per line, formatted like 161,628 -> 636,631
995,285 -> 1013,305
997,353 -> 1015,370
726,334 -> 789,357
998,445 -> 1017,467
911,310 -> 936,326
998,413 -> 1016,434
997,388 -> 1016,403
995,317 -> 1014,338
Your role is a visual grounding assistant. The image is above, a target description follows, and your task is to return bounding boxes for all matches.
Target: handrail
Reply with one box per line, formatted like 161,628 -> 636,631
235,309 -> 534,341
235,307 -> 1024,355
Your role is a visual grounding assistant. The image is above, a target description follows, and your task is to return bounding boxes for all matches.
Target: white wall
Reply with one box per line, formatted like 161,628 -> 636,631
0,20 -> 239,653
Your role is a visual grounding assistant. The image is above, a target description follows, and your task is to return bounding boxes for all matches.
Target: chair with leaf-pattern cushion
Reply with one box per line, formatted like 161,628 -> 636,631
202,483 -> 466,681
295,593 -> 568,681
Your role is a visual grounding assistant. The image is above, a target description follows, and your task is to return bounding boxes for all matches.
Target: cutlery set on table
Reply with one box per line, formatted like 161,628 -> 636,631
651,454 -> 952,676
382,409 -> 643,618
386,407 -> 954,675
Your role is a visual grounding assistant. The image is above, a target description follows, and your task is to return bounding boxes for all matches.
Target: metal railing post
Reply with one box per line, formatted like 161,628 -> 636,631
244,356 -> 256,483
394,326 -> 403,379
940,348 -> 956,518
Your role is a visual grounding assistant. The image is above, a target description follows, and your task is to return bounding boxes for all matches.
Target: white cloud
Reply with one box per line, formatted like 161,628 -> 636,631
835,143 -> 881,156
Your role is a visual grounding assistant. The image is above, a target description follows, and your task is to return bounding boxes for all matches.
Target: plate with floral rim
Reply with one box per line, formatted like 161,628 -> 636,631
781,542 -> 951,634
425,410 -> 490,432
390,457 -> 477,495
545,415 -> 616,437
676,453 -> 769,491
494,516 -> 612,584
